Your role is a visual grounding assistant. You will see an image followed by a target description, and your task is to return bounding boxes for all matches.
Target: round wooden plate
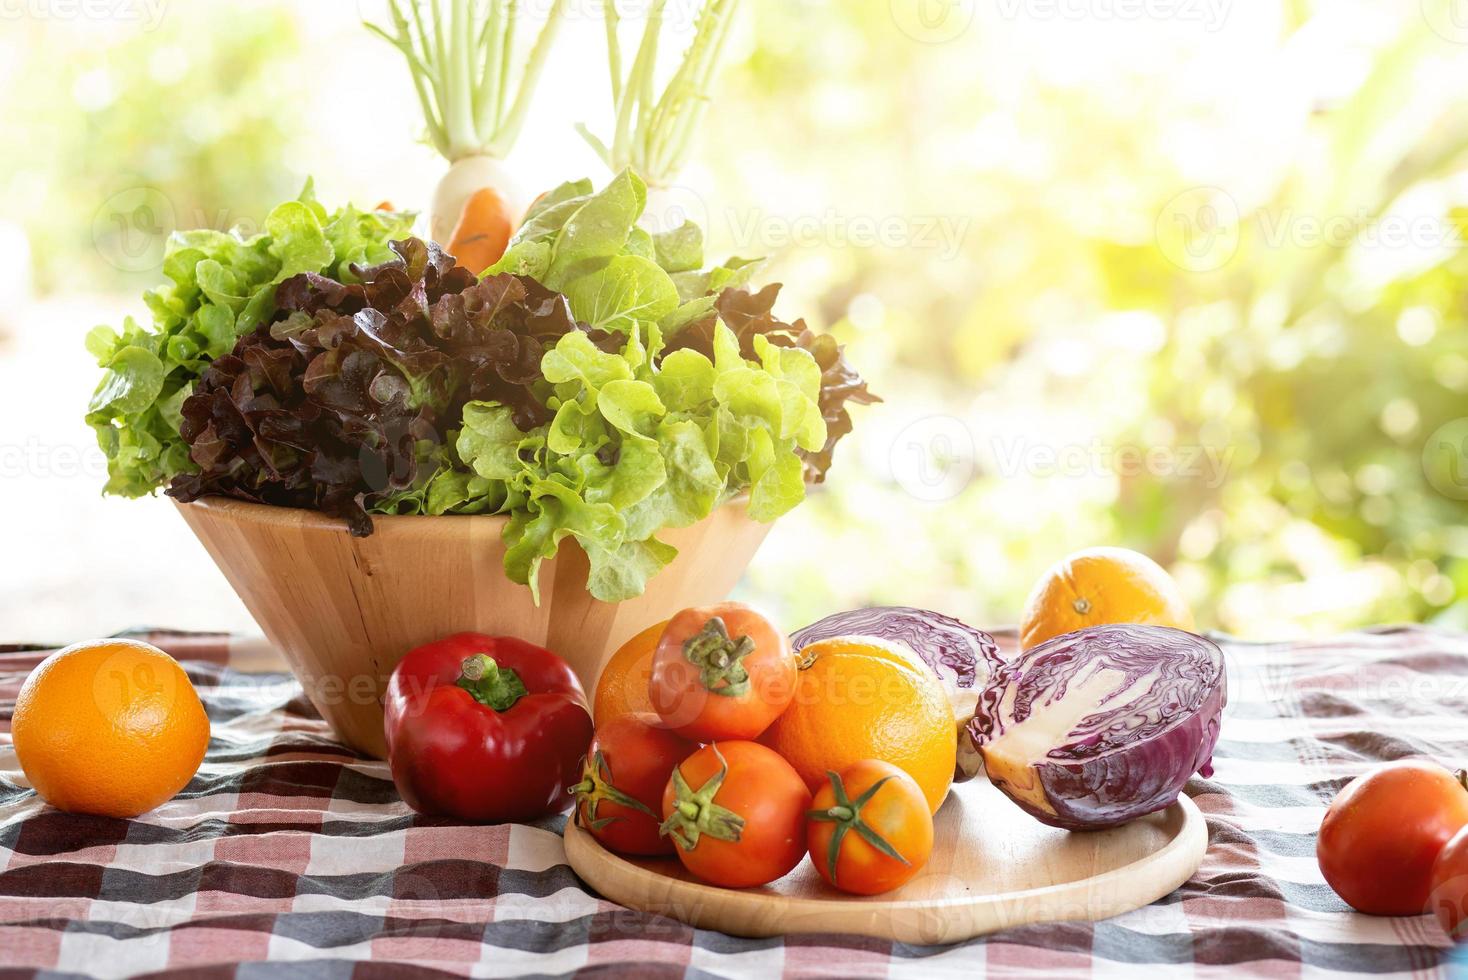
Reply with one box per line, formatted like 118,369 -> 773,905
564,778 -> 1207,944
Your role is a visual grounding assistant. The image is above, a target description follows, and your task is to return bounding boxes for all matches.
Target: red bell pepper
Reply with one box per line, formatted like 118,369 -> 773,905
383,633 -> 594,823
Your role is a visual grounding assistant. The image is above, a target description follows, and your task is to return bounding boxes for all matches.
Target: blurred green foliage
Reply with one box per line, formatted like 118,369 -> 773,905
707,2 -> 1468,637
0,7 -> 305,293
8,1 -> 1468,639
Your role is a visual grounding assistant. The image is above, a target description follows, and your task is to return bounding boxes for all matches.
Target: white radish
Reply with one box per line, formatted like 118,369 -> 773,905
430,154 -> 528,247
367,0 -> 568,264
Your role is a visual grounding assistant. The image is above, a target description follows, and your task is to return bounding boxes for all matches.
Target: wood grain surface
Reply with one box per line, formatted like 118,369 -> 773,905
564,777 -> 1208,944
176,496 -> 771,758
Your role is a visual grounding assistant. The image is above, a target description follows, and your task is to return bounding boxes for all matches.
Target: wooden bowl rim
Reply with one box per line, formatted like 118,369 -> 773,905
175,492 -> 756,535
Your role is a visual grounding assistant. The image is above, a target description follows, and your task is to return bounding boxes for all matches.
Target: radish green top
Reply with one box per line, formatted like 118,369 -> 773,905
366,0 -> 569,162
578,0 -> 744,186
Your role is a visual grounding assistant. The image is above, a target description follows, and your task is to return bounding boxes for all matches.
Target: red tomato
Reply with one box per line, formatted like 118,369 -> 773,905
1431,824 -> 1468,939
649,602 -> 795,741
661,741 -> 811,888
572,713 -> 698,857
807,761 -> 934,896
1318,760 -> 1468,915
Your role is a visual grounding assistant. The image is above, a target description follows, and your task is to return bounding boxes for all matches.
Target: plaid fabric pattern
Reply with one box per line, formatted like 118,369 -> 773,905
0,626 -> 1464,978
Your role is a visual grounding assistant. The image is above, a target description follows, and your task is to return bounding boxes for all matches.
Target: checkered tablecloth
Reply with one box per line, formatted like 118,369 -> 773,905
1,626 -> 1465,978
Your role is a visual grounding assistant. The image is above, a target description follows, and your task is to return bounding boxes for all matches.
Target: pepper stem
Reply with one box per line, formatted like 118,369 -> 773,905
658,745 -> 746,851
457,654 -> 529,712
806,770 -> 911,887
682,617 -> 756,698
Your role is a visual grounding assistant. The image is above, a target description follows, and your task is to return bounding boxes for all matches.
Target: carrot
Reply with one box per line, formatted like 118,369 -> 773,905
446,187 -> 516,275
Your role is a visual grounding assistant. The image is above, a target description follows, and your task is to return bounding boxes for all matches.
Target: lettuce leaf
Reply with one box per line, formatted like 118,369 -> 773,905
665,283 -> 881,482
164,240 -> 592,534
85,182 -> 416,497
143,172 -> 876,606
511,169 -> 699,340
457,314 -> 826,602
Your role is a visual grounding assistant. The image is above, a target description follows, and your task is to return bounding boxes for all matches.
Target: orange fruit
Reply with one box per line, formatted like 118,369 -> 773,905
593,621 -> 668,725
760,636 -> 955,814
12,639 -> 210,818
1020,546 -> 1193,650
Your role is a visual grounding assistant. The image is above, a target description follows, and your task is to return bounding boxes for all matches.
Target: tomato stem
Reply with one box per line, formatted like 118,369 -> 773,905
571,750 -> 657,832
658,745 -> 746,850
682,617 -> 755,698
807,770 -> 910,887
457,654 -> 529,712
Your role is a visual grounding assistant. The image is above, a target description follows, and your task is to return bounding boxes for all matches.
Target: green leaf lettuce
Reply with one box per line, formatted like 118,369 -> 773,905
454,316 -> 824,602
85,183 -> 415,496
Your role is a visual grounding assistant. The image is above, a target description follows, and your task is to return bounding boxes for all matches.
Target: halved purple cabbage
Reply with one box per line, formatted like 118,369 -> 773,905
967,624 -> 1226,831
793,606 -> 1005,782
792,606 -> 1002,690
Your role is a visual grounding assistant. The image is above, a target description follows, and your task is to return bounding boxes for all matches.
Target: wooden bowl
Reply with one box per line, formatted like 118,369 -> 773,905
175,496 -> 773,758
